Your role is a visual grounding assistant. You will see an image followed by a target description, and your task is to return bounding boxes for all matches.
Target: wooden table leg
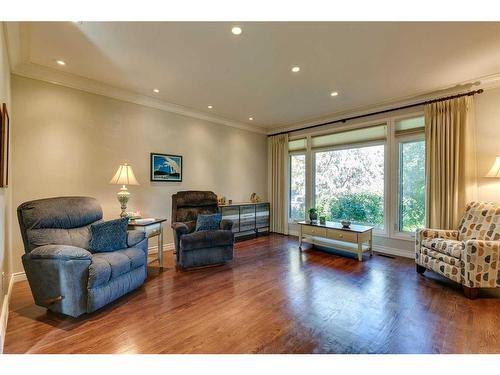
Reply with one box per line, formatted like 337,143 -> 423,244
357,242 -> 363,261
158,225 -> 164,270
369,230 -> 373,257
299,225 -> 303,251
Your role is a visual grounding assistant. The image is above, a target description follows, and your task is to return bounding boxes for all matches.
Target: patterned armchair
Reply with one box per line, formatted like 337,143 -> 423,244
416,202 -> 500,299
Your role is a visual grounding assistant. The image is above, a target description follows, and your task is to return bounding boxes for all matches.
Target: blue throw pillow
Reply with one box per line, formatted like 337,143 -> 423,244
195,213 -> 222,231
89,218 -> 129,252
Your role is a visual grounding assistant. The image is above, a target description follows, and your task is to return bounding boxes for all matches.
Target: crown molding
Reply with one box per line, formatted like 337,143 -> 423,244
268,72 -> 500,135
11,62 -> 268,135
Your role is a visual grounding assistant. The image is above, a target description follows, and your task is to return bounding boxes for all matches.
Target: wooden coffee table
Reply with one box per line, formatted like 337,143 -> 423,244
298,221 -> 373,261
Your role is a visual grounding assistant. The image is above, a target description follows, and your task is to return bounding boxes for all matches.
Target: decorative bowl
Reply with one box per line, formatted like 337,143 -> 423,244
341,220 -> 351,228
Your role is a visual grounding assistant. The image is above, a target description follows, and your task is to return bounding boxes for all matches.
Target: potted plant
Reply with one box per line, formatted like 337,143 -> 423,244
309,208 -> 318,222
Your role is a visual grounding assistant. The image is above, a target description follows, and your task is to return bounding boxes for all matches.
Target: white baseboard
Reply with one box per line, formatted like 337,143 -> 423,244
11,272 -> 26,283
0,272 -> 17,354
148,242 -> 175,255
373,244 -> 413,259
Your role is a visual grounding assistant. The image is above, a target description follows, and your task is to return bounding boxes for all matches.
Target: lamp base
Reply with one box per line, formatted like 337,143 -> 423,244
117,185 -> 130,218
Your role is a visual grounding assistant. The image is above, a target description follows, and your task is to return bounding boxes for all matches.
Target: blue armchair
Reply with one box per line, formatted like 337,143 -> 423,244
17,196 -> 148,317
171,191 -> 234,269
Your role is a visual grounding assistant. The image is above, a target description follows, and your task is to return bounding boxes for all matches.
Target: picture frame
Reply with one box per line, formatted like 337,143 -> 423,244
0,103 -> 8,188
150,153 -> 183,182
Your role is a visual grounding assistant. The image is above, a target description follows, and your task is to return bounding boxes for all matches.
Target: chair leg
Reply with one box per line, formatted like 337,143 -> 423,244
463,286 -> 479,300
416,264 -> 426,274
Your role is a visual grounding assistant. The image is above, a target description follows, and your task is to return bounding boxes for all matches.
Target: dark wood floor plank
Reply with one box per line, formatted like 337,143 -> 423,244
5,234 -> 500,354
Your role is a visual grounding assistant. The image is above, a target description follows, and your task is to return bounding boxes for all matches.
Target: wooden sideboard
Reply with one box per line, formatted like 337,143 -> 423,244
219,202 -> 270,239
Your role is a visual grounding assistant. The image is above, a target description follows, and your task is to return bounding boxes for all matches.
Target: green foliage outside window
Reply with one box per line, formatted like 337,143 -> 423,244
399,140 -> 425,232
316,193 -> 384,227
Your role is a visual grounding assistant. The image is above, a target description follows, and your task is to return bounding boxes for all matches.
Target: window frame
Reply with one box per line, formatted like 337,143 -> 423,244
392,130 -> 425,240
312,139 -> 388,236
288,151 -> 307,223
286,111 -> 425,242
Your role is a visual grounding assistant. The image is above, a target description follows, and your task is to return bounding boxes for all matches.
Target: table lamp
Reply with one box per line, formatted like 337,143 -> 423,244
486,157 -> 500,178
109,163 -> 139,217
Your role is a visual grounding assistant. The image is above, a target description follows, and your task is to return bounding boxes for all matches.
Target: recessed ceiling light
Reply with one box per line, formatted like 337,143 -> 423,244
153,89 -> 160,93
56,60 -> 66,66
330,91 -> 339,97
249,117 -> 254,121
291,66 -> 300,73
208,105 -> 213,109
231,26 -> 242,35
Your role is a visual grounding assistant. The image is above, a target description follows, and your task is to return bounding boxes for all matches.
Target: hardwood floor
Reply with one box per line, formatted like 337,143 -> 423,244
5,234 -> 500,354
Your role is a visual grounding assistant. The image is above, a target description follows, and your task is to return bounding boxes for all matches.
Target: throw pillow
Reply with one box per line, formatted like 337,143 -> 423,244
195,213 -> 222,231
89,217 -> 129,252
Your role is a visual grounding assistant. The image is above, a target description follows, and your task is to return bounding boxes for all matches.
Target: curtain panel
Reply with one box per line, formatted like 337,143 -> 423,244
425,96 -> 478,229
268,134 -> 289,234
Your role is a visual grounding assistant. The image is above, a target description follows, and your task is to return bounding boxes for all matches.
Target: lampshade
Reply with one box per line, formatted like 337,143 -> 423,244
109,163 -> 139,185
485,157 -> 500,178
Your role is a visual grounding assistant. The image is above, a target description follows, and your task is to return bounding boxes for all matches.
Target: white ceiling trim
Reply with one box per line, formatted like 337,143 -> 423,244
268,72 -> 500,135
11,62 -> 268,134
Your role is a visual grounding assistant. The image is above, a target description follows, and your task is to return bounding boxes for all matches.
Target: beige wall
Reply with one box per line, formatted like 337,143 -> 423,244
11,75 -> 267,274
0,24 -> 11,312
475,86 -> 500,202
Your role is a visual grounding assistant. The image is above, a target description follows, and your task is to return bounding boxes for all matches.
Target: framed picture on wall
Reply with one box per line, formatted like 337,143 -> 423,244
0,103 -> 8,188
150,153 -> 183,182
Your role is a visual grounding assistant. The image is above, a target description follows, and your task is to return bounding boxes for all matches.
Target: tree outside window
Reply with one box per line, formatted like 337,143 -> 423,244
314,145 -> 385,228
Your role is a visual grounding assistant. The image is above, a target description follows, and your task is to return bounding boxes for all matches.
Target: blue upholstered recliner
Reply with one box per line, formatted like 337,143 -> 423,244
17,196 -> 148,317
171,191 -> 234,269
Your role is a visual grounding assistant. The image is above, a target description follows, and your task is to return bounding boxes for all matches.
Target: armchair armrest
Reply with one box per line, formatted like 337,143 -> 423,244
28,244 -> 92,260
22,244 -> 92,317
220,219 -> 233,231
127,230 -> 146,247
172,222 -> 190,235
172,222 -> 190,256
416,228 -> 459,241
416,228 -> 459,256
463,239 -> 500,288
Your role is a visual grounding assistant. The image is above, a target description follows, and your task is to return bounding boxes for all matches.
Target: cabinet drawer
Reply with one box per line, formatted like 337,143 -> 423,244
327,229 -> 357,243
302,225 -> 327,237
132,223 -> 161,237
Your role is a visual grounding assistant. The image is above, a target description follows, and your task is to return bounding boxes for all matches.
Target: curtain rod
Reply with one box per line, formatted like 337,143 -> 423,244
268,88 -> 484,137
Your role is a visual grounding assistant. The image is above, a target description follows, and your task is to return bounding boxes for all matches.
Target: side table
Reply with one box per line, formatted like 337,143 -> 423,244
128,218 -> 168,269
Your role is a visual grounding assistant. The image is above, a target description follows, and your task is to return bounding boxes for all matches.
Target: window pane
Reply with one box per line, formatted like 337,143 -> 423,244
399,140 -> 425,232
311,124 -> 386,149
314,145 -> 385,228
290,154 -> 306,221
395,116 -> 424,134
289,138 -> 307,152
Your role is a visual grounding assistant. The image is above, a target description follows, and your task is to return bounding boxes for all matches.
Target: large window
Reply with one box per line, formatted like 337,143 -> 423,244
289,154 -> 306,221
287,114 -> 426,239
398,139 -> 425,233
314,144 -> 385,228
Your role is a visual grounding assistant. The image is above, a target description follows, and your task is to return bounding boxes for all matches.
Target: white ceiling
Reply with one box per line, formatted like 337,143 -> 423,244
7,22 -> 500,131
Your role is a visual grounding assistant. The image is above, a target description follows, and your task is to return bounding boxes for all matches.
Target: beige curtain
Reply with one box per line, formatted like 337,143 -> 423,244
425,96 -> 478,229
268,134 -> 289,234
